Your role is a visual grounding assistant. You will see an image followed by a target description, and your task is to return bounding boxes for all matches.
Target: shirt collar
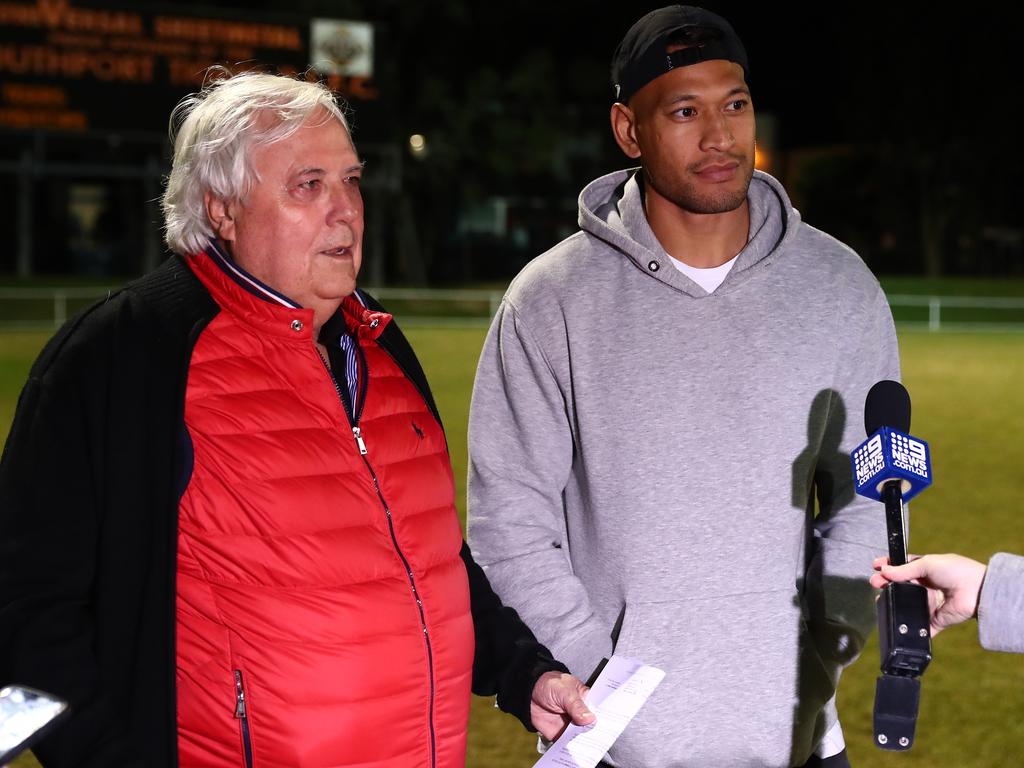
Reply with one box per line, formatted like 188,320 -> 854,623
205,239 -> 302,309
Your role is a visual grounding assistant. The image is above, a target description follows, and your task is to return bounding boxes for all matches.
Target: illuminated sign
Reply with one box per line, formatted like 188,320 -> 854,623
310,19 -> 372,77
0,0 -> 378,132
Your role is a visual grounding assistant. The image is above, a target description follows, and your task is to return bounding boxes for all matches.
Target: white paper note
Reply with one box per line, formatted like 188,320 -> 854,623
532,655 -> 665,768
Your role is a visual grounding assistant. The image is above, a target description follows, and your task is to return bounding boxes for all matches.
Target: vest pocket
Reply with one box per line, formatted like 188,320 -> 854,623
233,669 -> 254,768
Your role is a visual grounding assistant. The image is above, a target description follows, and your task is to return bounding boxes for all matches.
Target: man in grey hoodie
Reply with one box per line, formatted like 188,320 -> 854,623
468,6 -> 899,767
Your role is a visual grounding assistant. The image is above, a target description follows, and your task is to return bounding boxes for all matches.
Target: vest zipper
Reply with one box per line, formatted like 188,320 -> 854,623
233,669 -> 254,768
316,342 -> 437,768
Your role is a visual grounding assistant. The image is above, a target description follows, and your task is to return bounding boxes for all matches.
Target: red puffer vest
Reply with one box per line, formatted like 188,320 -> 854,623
175,251 -> 474,768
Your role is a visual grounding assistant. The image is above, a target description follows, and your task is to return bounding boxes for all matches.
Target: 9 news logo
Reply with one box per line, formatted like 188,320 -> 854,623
854,434 -> 886,487
890,432 -> 929,480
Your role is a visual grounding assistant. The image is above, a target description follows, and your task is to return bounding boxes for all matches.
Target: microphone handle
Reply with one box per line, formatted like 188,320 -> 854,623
882,480 -> 909,566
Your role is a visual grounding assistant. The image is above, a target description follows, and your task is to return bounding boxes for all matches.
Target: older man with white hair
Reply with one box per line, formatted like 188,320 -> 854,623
0,71 -> 591,768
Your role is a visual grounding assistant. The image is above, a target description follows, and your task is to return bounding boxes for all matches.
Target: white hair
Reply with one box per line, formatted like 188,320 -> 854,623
161,70 -> 350,256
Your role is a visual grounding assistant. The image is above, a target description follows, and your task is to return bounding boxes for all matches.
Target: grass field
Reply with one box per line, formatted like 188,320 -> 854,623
2,325 -> 1023,767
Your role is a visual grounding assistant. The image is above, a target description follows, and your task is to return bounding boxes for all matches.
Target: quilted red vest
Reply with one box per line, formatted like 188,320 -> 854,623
175,251 -> 474,768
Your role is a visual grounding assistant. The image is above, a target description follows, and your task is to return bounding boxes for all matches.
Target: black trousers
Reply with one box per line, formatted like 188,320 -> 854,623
597,748 -> 851,768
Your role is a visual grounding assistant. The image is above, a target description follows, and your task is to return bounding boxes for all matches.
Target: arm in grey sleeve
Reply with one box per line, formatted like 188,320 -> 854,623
809,284 -> 901,664
467,300 -> 612,680
978,553 -> 1024,654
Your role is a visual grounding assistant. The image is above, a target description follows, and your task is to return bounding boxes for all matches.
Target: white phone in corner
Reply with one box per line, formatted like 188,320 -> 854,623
0,685 -> 68,765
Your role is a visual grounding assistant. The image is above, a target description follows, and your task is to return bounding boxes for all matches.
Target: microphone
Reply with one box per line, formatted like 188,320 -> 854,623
852,380 -> 933,752
852,380 -> 933,565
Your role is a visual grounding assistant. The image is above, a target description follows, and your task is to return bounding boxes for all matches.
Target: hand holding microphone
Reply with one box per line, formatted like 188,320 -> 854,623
871,554 -> 988,636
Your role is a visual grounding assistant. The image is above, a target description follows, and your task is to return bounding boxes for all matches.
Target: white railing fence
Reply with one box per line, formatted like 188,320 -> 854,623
2,287 -> 1024,332
885,294 -> 1024,333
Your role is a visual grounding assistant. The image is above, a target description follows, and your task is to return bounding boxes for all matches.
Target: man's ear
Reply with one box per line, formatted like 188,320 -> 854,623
204,191 -> 236,242
610,103 -> 642,160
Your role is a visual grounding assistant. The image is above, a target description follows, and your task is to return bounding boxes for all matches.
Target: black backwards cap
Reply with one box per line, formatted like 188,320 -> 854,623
611,5 -> 749,104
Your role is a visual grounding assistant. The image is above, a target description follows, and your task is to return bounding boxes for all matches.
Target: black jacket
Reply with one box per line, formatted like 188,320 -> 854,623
0,256 -> 563,767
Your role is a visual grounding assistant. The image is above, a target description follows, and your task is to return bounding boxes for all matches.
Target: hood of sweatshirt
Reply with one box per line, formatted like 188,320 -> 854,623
578,168 -> 801,298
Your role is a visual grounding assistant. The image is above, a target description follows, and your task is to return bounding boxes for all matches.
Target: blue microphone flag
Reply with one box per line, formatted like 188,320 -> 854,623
852,427 -> 933,503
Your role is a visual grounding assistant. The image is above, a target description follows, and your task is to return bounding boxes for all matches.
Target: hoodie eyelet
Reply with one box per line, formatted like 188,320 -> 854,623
369,318 -> 380,329
290,319 -> 304,332
648,260 -> 660,272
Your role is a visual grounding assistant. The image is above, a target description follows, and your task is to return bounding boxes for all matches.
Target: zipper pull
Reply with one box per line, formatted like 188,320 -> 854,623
233,670 -> 247,719
353,426 -> 367,455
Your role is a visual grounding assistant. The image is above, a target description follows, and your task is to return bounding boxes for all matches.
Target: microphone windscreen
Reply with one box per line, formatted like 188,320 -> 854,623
865,380 -> 911,436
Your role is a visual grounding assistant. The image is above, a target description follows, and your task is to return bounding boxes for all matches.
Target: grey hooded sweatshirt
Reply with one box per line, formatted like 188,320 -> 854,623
468,169 -> 901,767
979,553 -> 1024,653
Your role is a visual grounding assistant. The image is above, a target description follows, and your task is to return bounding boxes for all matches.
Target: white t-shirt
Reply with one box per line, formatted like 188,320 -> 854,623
668,252 -> 740,293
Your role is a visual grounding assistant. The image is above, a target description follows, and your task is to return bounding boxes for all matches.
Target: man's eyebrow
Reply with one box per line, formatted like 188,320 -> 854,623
664,86 -> 750,107
294,160 -> 366,176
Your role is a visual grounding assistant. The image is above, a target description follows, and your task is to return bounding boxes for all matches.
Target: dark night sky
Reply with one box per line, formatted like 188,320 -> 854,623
462,1 -> 1019,148
171,0 -> 1017,148
64,0 -> 1019,154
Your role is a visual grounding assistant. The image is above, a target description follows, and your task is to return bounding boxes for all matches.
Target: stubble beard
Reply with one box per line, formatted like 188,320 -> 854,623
644,159 -> 754,215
